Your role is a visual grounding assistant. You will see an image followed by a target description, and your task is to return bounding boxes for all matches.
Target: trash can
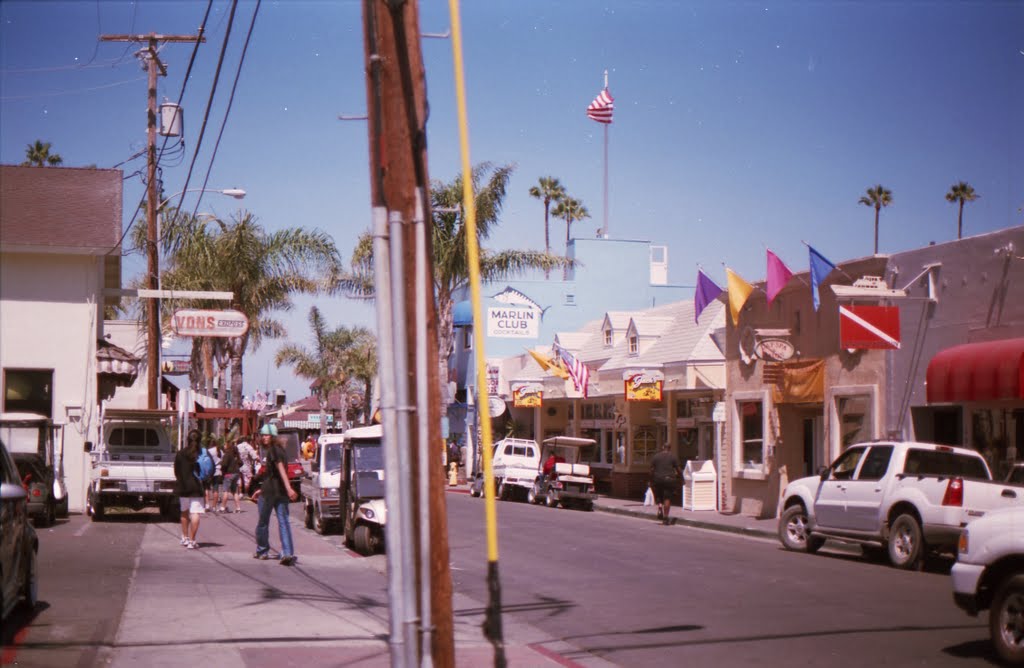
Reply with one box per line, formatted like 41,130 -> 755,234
683,459 -> 717,511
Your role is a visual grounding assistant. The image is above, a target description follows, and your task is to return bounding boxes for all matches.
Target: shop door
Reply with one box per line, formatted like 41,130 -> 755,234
802,415 -> 824,478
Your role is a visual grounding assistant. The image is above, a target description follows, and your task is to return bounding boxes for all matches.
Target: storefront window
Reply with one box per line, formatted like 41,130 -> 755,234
675,399 -> 692,418
972,408 -> 1017,480
740,401 -> 764,466
633,426 -> 657,465
837,395 -> 872,448
3,369 -> 53,418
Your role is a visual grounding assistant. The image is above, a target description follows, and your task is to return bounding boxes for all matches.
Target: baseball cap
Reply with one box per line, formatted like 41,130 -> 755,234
259,424 -> 278,436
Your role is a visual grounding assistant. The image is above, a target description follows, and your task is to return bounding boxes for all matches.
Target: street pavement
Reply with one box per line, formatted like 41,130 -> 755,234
4,496 -> 627,668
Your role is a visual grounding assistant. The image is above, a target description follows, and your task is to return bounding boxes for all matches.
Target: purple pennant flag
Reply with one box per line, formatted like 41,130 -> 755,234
765,250 -> 793,307
695,269 -> 724,323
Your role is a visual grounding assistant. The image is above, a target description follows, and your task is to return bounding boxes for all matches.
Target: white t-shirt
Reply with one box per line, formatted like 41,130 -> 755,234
237,441 -> 258,474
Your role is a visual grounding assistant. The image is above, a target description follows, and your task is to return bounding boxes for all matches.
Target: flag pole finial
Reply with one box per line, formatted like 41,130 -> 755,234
603,69 -> 608,88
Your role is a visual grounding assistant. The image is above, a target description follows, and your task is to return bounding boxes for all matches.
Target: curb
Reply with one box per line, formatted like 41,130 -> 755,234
592,503 -> 777,541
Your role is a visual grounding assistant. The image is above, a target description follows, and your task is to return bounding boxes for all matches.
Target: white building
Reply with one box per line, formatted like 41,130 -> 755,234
0,165 -> 130,512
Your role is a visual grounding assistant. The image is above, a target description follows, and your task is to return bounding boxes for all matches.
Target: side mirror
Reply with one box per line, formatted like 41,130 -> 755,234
818,467 -> 830,481
84,441 -> 94,453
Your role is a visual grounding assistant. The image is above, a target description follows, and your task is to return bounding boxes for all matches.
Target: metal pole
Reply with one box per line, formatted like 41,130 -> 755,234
372,207 -> 406,667
145,38 -> 160,409
389,210 -> 419,668
413,189 -> 433,667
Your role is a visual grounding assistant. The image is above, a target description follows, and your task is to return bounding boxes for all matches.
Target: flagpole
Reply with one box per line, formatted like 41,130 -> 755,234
602,69 -> 609,238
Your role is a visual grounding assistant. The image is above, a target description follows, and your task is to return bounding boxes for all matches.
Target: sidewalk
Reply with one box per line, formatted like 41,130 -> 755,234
98,503 -> 614,668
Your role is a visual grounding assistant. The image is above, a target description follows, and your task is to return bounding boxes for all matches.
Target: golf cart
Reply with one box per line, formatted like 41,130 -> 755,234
527,436 -> 598,511
339,425 -> 387,556
0,413 -> 68,526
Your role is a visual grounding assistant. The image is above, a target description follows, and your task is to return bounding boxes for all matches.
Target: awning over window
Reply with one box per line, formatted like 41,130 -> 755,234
453,300 -> 474,327
96,339 -> 140,379
926,338 -> 1024,403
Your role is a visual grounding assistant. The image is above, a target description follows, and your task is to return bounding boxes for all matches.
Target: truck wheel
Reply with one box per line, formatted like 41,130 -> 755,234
304,501 -> 314,530
91,502 -> 104,522
888,513 -> 924,569
779,505 -> 823,553
527,484 -> 538,504
546,493 -> 559,508
354,525 -> 374,555
314,505 -> 327,535
990,574 -> 1024,665
19,545 -> 38,613
497,481 -> 507,501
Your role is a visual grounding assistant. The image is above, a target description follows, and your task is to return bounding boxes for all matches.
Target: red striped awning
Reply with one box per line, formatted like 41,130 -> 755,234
926,338 -> 1024,403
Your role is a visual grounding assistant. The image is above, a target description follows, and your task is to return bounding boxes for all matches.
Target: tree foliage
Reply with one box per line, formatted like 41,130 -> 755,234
858,184 -> 893,254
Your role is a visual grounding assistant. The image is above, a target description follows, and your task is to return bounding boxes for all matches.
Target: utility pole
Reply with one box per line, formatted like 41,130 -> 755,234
362,1 -> 454,665
100,33 -> 203,409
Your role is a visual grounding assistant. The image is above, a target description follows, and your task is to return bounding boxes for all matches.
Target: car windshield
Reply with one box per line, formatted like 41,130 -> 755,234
324,443 -> 342,472
0,423 -> 45,455
353,439 -> 383,472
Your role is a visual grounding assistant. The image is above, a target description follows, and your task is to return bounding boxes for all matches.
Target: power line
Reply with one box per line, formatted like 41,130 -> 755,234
191,0 -> 261,221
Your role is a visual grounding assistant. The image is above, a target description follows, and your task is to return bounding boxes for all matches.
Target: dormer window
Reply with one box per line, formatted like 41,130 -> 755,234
629,335 -> 638,354
603,328 -> 612,347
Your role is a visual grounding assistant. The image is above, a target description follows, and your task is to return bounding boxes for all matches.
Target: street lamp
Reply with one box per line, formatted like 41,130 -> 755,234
144,187 -> 246,409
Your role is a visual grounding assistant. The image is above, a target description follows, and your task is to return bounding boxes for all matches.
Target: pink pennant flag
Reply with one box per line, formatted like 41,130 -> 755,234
765,249 -> 793,306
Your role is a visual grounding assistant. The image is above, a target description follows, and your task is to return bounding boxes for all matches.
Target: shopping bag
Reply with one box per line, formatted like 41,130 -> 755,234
643,485 -> 654,506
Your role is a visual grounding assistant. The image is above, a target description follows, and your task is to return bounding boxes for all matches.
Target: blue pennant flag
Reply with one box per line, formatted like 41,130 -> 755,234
695,269 -> 724,323
809,245 -> 837,311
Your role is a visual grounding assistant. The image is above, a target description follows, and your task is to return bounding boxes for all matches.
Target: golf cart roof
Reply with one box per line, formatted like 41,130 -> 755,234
103,409 -> 177,422
344,424 -> 383,440
541,436 -> 597,448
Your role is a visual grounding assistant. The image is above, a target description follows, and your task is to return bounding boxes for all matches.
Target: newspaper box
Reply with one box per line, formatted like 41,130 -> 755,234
682,459 -> 716,511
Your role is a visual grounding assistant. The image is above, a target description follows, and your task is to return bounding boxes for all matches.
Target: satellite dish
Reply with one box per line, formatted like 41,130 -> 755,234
488,396 -> 506,418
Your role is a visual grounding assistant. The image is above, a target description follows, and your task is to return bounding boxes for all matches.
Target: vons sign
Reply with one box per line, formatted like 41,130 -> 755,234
624,370 -> 665,402
171,309 -> 249,338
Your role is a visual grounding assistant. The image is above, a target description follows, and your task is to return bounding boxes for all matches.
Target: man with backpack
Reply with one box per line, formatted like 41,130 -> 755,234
252,424 -> 299,565
174,430 -> 205,549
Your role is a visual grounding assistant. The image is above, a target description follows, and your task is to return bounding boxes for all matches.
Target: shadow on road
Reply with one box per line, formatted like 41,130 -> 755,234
0,601 -> 50,647
942,638 -> 1002,665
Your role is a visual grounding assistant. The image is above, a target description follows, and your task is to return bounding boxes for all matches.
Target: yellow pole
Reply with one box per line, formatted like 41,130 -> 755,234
447,1 -> 505,665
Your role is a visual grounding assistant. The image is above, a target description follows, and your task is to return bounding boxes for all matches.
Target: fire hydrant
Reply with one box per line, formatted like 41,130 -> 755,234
448,462 -> 459,486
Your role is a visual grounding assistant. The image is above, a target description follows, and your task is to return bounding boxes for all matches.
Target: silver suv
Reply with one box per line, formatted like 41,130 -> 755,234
1,437 -> 39,620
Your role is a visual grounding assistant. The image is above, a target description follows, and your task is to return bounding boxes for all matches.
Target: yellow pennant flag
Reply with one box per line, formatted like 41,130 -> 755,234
526,348 -> 569,379
726,268 -> 755,326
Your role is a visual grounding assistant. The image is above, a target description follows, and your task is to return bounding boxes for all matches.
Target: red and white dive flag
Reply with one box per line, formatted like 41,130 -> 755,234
587,88 -> 614,124
839,305 -> 901,349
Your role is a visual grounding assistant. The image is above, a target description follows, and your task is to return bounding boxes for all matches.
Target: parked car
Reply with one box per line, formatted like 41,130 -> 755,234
301,434 -> 344,534
1,412 -> 68,525
274,429 -> 307,494
338,425 -> 386,556
951,506 -> 1024,665
0,438 -> 39,621
778,441 -> 1023,569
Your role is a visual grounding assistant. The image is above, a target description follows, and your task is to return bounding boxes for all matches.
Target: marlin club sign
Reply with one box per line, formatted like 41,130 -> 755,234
486,287 -> 544,339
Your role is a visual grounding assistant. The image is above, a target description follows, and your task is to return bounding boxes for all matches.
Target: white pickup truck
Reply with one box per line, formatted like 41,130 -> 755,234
301,434 -> 343,534
778,441 -> 1023,569
468,437 -> 540,502
951,506 -> 1024,665
86,409 -> 179,521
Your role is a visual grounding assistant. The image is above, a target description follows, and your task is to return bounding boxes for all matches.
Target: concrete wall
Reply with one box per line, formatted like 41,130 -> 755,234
0,252 -> 104,512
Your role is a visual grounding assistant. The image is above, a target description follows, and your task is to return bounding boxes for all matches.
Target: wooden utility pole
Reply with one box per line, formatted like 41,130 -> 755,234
362,0 -> 454,665
100,33 -> 203,409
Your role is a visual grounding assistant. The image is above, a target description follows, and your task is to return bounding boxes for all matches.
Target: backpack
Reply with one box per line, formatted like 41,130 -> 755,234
195,447 -> 215,483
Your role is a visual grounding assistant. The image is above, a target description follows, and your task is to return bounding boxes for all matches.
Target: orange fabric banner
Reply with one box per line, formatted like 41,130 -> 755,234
770,359 -> 825,404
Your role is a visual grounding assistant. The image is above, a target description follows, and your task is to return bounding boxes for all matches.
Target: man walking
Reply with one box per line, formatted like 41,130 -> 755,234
174,430 -> 205,549
252,424 -> 299,565
649,444 -> 681,526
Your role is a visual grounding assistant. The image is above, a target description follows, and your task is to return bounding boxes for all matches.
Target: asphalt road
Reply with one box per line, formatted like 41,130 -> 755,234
448,492 -> 1001,667
1,494 -> 1003,667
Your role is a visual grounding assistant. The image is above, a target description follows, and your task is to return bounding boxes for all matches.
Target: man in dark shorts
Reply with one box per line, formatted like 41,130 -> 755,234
649,444 -> 681,525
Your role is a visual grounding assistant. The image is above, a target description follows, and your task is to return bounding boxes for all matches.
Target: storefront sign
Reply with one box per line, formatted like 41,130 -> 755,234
512,383 -> 543,408
488,396 -> 507,417
160,359 -> 191,375
755,338 -> 795,361
486,363 -> 501,396
486,306 -> 539,338
171,309 -> 249,338
624,370 -> 664,402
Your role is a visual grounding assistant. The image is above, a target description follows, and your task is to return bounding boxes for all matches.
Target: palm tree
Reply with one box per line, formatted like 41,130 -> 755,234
21,140 -> 63,167
528,176 -> 565,276
945,181 -> 979,240
858,185 -> 893,254
155,209 -> 341,405
551,196 -> 591,253
342,327 -> 378,425
347,162 -> 571,399
275,308 -> 372,434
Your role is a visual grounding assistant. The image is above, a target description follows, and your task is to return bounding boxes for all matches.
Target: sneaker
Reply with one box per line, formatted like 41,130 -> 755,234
656,508 -> 663,519
180,537 -> 189,547
187,541 -> 199,549
253,551 -> 277,560
279,555 -> 296,566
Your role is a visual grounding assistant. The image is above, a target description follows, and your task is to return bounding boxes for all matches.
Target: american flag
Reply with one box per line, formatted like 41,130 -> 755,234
554,343 -> 590,398
586,88 -> 614,124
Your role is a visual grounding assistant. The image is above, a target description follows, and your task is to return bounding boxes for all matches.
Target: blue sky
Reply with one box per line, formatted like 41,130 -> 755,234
2,1 -> 1022,403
